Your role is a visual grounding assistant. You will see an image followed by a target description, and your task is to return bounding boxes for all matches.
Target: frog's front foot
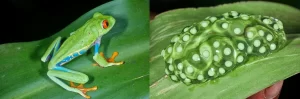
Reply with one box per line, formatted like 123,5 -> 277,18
92,52 -> 124,67
70,82 -> 97,99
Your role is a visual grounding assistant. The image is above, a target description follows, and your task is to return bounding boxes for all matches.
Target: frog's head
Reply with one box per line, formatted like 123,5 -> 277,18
91,12 -> 116,36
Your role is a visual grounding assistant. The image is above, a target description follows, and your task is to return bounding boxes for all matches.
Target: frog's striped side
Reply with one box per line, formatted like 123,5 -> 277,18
161,11 -> 287,85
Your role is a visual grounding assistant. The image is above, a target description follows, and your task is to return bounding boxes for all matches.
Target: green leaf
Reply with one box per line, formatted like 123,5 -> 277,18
0,0 -> 149,99
150,1 -> 300,99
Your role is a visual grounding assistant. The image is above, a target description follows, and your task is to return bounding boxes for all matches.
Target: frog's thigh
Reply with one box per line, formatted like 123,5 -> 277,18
47,66 -> 89,84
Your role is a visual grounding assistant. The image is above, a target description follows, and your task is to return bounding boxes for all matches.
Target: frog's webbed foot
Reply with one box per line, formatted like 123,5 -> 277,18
92,52 -> 124,67
70,82 -> 97,99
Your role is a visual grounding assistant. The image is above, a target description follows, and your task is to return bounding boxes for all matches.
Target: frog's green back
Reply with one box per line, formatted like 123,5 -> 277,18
48,25 -> 97,68
161,11 -> 287,85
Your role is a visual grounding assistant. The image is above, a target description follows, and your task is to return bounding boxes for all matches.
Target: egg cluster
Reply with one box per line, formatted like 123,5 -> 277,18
161,11 -> 287,85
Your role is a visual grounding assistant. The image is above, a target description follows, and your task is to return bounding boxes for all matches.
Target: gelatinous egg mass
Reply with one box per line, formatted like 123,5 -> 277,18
161,11 -> 287,85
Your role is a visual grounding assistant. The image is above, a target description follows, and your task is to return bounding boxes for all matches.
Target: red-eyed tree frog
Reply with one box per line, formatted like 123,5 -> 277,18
41,12 -> 124,99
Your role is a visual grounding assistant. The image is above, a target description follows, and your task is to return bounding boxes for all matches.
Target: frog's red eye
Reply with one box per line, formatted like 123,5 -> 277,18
102,20 -> 109,29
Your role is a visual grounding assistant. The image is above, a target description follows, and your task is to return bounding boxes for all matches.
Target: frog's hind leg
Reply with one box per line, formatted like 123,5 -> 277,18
47,66 -> 97,98
41,37 -> 62,62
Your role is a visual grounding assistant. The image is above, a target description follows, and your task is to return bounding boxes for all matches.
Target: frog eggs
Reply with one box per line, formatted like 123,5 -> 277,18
161,11 -> 287,85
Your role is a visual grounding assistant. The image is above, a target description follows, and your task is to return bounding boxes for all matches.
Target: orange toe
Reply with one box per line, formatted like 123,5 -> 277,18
69,82 -> 98,99
107,52 -> 119,62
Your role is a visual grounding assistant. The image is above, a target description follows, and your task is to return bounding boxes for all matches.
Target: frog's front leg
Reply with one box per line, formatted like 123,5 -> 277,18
47,66 -> 97,98
92,39 -> 124,67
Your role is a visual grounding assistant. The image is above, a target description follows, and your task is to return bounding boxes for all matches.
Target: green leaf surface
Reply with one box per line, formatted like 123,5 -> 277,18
0,0 -> 149,99
150,1 -> 300,99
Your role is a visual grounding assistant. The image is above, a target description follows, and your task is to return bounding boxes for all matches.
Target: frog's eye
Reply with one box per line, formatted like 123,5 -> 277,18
102,20 -> 109,29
